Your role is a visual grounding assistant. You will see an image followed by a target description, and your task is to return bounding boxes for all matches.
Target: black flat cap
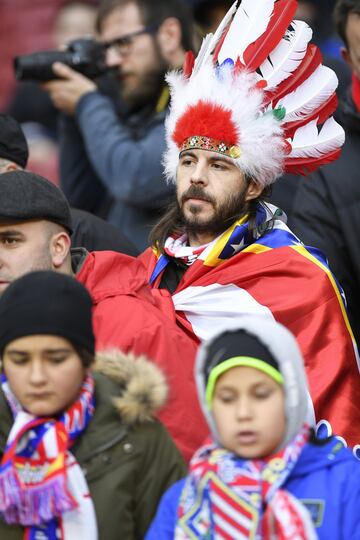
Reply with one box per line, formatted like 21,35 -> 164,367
0,170 -> 72,233
0,114 -> 29,168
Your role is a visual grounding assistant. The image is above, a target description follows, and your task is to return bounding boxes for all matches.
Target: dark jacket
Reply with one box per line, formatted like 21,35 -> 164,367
146,437 -> 360,540
0,351 -> 186,540
71,208 -> 138,256
60,91 -> 174,251
291,93 -> 360,345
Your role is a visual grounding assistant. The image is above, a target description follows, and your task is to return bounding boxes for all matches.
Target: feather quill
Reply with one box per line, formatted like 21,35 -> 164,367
283,93 -> 338,138
191,34 -> 214,77
265,44 -> 322,106
243,0 -> 298,70
289,117 -> 345,159
209,0 -> 238,64
217,0 -> 276,64
260,20 -> 313,90
192,1 -> 238,76
285,149 -> 342,175
279,65 -> 338,124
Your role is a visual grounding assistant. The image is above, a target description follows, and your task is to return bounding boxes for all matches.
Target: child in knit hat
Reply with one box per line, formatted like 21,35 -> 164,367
0,270 -> 185,540
146,316 -> 360,539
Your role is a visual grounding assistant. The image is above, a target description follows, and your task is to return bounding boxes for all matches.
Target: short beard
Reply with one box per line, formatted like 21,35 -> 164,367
178,183 -> 249,239
119,38 -> 167,111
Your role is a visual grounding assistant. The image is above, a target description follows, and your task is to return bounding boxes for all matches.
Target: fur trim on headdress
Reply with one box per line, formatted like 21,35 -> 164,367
94,350 -> 168,425
164,65 -> 286,187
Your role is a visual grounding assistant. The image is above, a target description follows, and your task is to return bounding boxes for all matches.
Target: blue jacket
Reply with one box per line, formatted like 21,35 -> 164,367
146,438 -> 360,539
59,91 -> 174,251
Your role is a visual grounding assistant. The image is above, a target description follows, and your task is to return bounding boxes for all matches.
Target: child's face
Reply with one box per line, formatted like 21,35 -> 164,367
3,334 -> 87,416
212,365 -> 286,459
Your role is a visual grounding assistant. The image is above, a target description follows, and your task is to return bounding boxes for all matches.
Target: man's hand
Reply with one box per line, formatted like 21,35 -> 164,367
42,62 -> 97,115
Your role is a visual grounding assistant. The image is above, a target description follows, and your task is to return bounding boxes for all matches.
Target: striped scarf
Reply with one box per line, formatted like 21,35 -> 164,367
176,425 -> 317,539
0,374 -> 97,540
164,232 -> 209,266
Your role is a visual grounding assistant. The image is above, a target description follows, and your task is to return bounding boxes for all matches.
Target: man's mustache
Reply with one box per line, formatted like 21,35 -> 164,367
180,186 -> 215,206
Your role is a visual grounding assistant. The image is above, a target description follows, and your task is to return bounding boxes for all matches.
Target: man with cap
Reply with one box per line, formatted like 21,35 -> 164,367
140,0 -> 360,450
146,316 -> 360,539
0,169 -> 207,462
0,270 -> 186,539
0,113 -> 138,255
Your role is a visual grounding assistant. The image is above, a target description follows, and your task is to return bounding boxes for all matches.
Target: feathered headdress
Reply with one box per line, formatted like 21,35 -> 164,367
163,0 -> 345,187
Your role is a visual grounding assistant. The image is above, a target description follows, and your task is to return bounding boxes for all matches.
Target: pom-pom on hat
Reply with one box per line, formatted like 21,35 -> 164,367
163,0 -> 345,188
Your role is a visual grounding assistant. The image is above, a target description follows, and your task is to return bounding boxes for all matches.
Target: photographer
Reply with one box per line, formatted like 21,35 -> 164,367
43,0 -> 197,250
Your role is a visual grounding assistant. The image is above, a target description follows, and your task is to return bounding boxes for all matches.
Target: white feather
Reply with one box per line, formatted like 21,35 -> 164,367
289,117 -> 345,158
260,20 -> 313,90
192,0 -> 238,76
279,65 -> 338,123
218,0 -> 276,64
192,34 -> 214,76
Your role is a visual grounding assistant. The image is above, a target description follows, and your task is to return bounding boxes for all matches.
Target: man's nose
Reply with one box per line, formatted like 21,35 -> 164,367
190,162 -> 208,186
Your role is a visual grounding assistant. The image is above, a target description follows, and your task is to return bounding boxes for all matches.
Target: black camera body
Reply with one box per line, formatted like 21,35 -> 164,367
14,37 -> 108,82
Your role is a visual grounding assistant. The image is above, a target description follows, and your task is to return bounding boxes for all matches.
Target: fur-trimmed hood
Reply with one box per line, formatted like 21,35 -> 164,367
93,350 -> 168,426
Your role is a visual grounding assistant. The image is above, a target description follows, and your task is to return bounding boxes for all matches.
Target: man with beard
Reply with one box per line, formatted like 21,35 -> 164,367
140,1 -> 360,450
43,0 -> 196,250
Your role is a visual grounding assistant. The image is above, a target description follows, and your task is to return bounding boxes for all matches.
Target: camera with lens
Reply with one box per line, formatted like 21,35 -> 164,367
14,37 -> 108,82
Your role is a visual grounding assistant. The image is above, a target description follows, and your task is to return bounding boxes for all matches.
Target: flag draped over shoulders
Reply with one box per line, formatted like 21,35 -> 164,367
140,204 -> 360,449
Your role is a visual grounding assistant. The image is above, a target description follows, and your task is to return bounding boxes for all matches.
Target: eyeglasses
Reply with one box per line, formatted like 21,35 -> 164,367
103,26 -> 157,57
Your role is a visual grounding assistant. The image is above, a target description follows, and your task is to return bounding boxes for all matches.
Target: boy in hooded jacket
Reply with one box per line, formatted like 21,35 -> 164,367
146,315 -> 360,539
0,271 -> 186,540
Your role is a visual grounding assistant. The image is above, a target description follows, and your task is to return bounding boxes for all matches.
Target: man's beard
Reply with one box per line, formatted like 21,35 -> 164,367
178,184 -> 249,238
118,40 -> 168,111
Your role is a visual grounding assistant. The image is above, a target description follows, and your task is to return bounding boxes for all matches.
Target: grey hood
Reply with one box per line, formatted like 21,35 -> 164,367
195,315 -> 314,452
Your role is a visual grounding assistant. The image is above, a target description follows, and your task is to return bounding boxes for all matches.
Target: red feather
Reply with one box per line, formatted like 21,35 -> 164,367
283,93 -> 338,138
264,45 -> 322,107
243,0 -> 298,71
183,51 -> 195,79
172,101 -> 239,147
213,24 -> 232,64
284,148 -> 342,175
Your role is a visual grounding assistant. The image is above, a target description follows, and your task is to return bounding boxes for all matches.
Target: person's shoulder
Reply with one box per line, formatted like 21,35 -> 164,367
145,478 -> 186,540
296,436 -> 360,475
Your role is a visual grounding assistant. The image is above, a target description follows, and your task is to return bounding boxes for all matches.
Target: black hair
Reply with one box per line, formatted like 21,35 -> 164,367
334,0 -> 360,47
96,0 -> 196,52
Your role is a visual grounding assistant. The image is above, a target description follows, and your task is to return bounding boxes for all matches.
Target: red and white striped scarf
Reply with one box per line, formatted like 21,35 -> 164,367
176,425 -> 317,539
0,374 -> 98,540
164,233 -> 209,266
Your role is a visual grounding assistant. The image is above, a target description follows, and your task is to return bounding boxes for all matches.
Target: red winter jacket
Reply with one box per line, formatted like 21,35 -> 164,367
76,250 -> 208,461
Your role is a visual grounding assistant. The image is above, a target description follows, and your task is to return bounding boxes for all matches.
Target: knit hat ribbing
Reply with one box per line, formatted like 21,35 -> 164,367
0,271 -> 95,360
